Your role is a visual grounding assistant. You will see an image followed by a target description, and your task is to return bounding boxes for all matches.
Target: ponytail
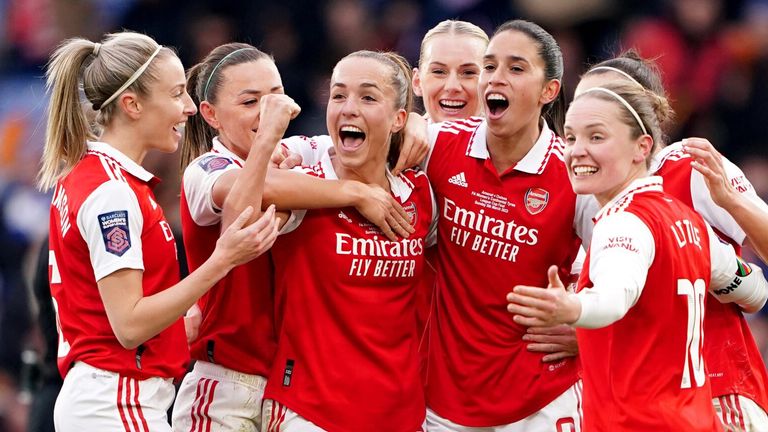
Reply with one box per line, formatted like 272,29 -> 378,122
180,63 -> 216,172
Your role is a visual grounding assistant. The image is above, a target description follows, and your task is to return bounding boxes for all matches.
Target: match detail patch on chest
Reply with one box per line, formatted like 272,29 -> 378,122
98,210 -> 131,256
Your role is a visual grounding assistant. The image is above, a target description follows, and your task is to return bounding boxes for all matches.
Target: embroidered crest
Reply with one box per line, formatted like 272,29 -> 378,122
98,210 -> 131,256
524,188 -> 549,215
198,155 -> 232,173
403,202 -> 418,225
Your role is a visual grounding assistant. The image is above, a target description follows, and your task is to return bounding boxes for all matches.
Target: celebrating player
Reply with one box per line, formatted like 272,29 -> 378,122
575,52 -> 768,430
172,43 -> 299,432
256,51 -> 434,431
506,81 -> 768,430
40,32 -> 277,431
423,20 -> 593,430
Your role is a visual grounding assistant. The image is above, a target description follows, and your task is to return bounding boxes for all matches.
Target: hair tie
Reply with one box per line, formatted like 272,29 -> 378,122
92,43 -> 101,56
203,48 -> 252,101
588,66 -> 644,89
582,87 -> 648,135
98,45 -> 163,110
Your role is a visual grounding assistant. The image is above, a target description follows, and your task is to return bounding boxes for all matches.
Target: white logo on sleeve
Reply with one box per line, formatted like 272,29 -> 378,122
448,172 -> 468,188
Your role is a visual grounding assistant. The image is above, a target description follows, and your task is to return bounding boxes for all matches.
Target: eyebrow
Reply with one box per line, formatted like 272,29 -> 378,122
237,86 -> 283,97
331,82 -> 382,91
483,54 -> 530,64
429,61 -> 480,68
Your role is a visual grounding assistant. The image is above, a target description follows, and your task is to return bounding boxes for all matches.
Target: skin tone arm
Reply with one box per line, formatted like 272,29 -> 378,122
99,205 -> 278,349
683,137 -> 768,263
222,94 -> 301,229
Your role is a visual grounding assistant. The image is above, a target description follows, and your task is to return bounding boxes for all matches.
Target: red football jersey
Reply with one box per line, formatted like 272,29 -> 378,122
180,138 -> 276,375
49,142 -> 187,380
654,143 -> 768,411
263,149 -> 434,432
423,118 -> 592,426
577,178 -> 721,431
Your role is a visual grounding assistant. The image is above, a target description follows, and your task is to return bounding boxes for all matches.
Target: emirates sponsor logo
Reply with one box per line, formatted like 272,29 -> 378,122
335,233 -> 424,257
524,187 -> 549,215
443,197 -> 538,245
448,172 -> 468,188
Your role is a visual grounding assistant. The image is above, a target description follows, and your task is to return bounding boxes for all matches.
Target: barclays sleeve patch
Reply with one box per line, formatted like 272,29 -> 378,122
198,155 -> 233,173
98,210 -> 131,256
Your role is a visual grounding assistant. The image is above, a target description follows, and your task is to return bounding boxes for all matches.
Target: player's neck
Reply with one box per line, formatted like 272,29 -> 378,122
485,121 -> 540,174
99,127 -> 148,165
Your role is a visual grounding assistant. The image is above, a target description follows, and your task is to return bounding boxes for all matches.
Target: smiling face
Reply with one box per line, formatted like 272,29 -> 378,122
139,55 -> 197,153
564,95 -> 651,205
327,56 -> 406,179
413,33 -> 485,122
201,59 -> 283,159
480,29 -> 559,139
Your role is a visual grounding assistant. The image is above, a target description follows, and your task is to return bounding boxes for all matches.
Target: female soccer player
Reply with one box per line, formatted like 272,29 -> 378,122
40,32 -> 277,431
257,51 -> 435,431
173,42 -> 413,431
422,20 -> 593,430
506,81 -> 768,431
413,20 -> 488,122
575,52 -> 768,431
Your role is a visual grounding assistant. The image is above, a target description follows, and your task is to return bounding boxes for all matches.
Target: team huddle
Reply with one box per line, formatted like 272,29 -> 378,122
40,16 -> 768,432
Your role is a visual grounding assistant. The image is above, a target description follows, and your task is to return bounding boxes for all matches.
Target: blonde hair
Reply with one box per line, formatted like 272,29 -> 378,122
39,32 -> 174,190
418,20 -> 489,67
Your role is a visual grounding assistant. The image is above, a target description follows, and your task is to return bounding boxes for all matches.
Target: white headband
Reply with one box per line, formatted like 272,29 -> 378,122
588,66 -> 644,89
99,45 -> 163,109
583,87 -> 648,135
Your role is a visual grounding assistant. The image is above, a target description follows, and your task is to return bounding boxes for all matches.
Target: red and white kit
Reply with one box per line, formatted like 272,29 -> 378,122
423,117 -> 592,428
652,142 -> 768,430
172,137 -> 276,431
576,176 -> 745,431
49,142 -> 187,431
262,142 -> 435,432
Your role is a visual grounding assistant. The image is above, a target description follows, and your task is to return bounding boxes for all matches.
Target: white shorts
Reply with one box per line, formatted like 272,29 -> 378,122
713,394 -> 768,432
53,361 -> 175,432
261,399 -> 326,432
426,381 -> 582,432
172,361 -> 268,432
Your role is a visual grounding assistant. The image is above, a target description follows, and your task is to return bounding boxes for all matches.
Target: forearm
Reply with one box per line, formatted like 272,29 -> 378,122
221,132 -> 279,229
723,196 -> 768,263
574,284 -> 635,329
263,168 -> 364,210
106,256 -> 232,349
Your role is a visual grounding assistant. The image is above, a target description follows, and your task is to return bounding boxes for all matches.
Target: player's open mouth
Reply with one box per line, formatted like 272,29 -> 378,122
439,99 -> 467,113
573,165 -> 599,177
486,93 -> 509,119
339,125 -> 366,151
173,122 -> 185,136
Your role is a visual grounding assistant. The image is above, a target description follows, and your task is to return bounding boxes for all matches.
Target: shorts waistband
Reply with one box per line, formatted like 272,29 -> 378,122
193,361 -> 267,389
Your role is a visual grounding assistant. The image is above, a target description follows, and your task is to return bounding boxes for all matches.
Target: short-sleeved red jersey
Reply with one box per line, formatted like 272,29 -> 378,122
180,138 -> 276,375
577,179 -> 721,431
49,142 -> 187,380
653,143 -> 768,411
263,150 -> 435,432
424,118 -> 591,426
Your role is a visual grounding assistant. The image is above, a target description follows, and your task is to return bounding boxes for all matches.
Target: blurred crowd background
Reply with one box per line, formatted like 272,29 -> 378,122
1,0 -> 768,430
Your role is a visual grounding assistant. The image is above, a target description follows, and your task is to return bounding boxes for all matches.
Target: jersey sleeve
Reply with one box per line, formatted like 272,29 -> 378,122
183,155 -> 240,226
280,135 -> 334,167
278,164 -> 327,235
574,212 -> 655,328
422,122 -> 442,171
707,223 -> 768,312
574,194 -> 600,249
77,180 -> 144,281
690,155 -> 768,245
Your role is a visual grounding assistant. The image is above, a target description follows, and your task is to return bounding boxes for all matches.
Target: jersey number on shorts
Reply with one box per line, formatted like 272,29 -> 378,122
49,250 -> 71,357
678,278 -> 706,389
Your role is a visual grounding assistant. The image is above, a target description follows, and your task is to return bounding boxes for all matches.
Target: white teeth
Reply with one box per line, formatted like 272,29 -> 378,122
487,93 -> 507,102
440,100 -> 466,107
573,166 -> 598,176
340,125 -> 363,133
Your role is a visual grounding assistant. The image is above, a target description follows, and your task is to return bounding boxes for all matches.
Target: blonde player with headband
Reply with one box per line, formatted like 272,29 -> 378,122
41,32 -> 278,431
507,81 -> 768,430
576,53 -> 768,431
